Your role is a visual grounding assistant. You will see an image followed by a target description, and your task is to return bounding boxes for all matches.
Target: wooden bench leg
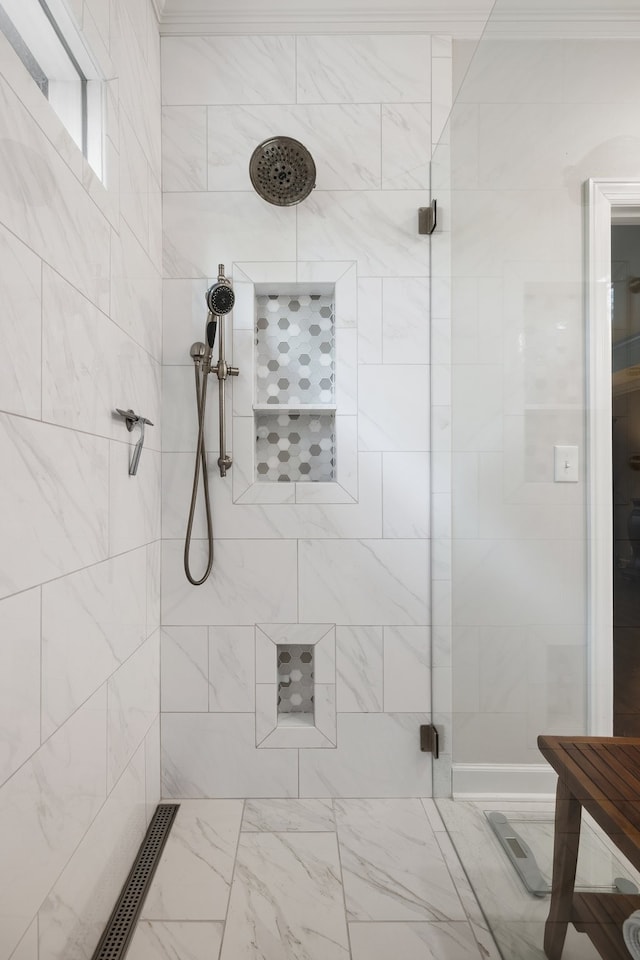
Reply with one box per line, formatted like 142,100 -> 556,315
544,777 -> 581,960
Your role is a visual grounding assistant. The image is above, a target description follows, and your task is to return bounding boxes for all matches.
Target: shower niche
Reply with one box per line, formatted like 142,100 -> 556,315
255,290 -> 336,483
231,262 -> 358,505
255,624 -> 336,749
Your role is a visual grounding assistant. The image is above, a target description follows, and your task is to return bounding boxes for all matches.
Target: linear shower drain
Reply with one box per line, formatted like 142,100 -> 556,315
91,803 -> 179,960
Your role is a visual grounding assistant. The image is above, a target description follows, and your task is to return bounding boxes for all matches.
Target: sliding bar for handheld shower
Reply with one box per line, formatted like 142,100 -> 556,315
184,264 -> 238,585
212,291 -> 238,477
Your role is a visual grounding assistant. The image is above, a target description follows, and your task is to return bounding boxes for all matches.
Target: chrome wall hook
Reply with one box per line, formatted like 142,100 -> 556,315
115,408 -> 154,476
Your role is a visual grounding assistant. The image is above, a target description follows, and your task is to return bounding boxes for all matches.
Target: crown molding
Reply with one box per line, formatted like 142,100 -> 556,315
485,17 -> 640,38
150,0 -> 167,22
483,3 -> 640,38
155,1 -> 640,38
157,6 -> 491,37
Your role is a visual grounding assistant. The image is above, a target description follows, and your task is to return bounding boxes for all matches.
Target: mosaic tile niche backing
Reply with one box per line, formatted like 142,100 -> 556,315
277,645 -> 314,716
255,413 -> 335,482
255,293 -> 335,405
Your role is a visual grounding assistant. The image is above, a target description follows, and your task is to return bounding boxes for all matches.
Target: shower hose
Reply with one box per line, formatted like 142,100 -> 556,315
184,358 -> 214,585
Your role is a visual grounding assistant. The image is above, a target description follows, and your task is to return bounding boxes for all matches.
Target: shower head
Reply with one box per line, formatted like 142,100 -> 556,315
249,136 -> 316,207
206,265 -> 235,317
206,280 -> 235,316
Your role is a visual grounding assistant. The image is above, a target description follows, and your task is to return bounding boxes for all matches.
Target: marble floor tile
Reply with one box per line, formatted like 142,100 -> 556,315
127,921 -> 224,960
219,832 -> 350,960
125,799 -> 534,959
335,799 -> 466,923
241,799 -> 335,833
141,800 -> 243,921
349,921 -> 484,960
488,920 -> 600,960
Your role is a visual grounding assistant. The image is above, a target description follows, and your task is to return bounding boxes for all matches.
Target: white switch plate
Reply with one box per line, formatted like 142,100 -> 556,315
554,444 -> 579,482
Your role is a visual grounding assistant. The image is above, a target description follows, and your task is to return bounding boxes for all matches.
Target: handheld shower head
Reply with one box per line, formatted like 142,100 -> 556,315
206,265 -> 235,316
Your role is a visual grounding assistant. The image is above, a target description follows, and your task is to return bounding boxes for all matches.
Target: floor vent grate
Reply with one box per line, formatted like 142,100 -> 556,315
91,803 -> 179,960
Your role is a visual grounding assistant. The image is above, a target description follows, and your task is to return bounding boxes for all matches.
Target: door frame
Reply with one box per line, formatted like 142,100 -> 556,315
586,178 -> 640,735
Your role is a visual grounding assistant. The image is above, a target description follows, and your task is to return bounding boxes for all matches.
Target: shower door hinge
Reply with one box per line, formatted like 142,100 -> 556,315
420,723 -> 439,758
418,199 -> 437,235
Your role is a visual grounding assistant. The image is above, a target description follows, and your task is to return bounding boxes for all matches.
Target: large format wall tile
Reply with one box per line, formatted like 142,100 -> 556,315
111,220 -> 163,361
163,192 -> 296,279
0,589 -> 41,786
381,278 -> 430,363
42,267 -> 160,446
336,626 -> 383,713
162,450 -> 382,541
299,539 -> 429,625
107,634 -> 160,791
162,106 -> 207,191
0,80 -> 110,312
205,104 -> 381,192
298,191 -> 429,278
358,366 -> 430,452
161,36 -> 296,106
0,415 -> 109,598
299,714 -> 432,797
0,0 -> 163,956
0,223 -> 41,420
382,104 -> 431,189
8,921 -> 37,960
109,443 -> 161,555
209,626 -> 255,712
383,626 -> 431,712
0,689 -> 107,960
42,549 -> 147,738
38,746 -> 147,960
162,713 -> 299,798
42,267 -> 118,438
297,35 -> 431,104
161,627 -> 209,713
382,453 -> 430,538
162,539 -> 298,625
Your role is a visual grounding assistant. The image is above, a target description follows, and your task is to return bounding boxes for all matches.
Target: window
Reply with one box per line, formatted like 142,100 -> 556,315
0,0 -> 103,178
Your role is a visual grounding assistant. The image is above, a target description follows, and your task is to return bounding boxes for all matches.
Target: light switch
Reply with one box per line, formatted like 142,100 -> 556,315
554,445 -> 579,482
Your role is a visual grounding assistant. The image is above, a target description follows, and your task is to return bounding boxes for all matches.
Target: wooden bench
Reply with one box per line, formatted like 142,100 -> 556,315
538,735 -> 640,959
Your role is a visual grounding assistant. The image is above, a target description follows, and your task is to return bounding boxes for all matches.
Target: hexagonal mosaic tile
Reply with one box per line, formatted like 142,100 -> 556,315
256,293 -> 335,405
255,413 -> 336,482
278,644 -> 314,715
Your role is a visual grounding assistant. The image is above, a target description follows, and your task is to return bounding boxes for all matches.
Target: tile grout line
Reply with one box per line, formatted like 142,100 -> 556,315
217,798 -> 247,960
332,798 -> 354,960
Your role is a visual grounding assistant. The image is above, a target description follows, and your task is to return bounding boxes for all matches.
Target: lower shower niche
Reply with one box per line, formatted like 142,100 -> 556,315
278,644 -> 314,723
256,413 -> 335,483
255,624 -> 337,749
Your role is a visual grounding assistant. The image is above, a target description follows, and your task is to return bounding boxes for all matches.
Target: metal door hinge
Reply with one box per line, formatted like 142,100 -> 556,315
418,199 -> 437,235
420,723 -> 439,758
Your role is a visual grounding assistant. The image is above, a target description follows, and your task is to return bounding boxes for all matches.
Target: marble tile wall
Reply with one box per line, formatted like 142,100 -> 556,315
160,33 -> 447,798
439,34 -> 640,777
0,0 -> 162,957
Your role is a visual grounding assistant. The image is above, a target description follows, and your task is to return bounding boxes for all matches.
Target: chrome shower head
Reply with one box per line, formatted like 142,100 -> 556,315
249,136 -> 316,206
206,265 -> 235,316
